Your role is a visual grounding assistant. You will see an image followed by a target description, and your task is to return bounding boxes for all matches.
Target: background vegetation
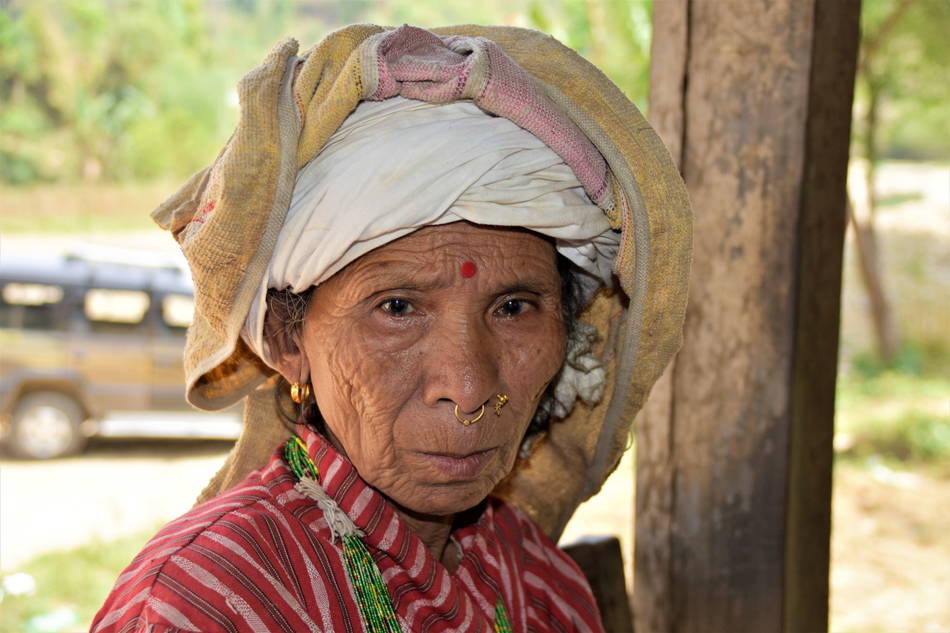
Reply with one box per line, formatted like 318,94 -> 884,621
2,0 -> 946,188
0,0 -> 652,186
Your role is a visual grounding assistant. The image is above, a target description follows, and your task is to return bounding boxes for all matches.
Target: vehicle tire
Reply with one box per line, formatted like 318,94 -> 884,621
8,391 -> 87,459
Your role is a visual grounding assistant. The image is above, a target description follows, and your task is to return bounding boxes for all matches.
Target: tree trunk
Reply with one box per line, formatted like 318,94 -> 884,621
853,79 -> 901,362
847,197 -> 901,361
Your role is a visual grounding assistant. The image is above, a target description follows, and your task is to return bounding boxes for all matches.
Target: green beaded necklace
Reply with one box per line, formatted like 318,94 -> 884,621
284,436 -> 513,633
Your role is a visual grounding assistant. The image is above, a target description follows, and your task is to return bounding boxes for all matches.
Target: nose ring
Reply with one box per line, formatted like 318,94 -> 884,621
454,404 -> 485,426
494,394 -> 509,416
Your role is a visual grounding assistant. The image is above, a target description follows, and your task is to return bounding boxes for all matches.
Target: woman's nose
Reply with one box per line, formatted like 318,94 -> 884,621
421,315 -> 499,415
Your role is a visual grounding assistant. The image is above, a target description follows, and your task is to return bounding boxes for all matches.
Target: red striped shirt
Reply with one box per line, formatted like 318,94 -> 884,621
92,428 -> 604,633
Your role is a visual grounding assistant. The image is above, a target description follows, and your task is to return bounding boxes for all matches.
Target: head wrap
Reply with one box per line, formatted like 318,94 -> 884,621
151,25 -> 692,538
242,96 -> 619,369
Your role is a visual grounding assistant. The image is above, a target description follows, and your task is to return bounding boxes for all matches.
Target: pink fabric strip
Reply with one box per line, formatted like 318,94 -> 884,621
369,25 -> 610,207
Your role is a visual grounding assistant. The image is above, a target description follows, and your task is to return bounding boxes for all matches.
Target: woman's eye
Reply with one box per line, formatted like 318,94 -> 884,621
379,298 -> 414,316
497,299 -> 528,317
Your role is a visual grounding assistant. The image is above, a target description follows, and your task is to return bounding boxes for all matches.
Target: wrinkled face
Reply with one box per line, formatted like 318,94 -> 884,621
288,222 -> 566,516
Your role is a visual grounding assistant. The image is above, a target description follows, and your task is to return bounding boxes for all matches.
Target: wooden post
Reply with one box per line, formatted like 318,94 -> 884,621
562,537 -> 634,633
634,1 -> 859,632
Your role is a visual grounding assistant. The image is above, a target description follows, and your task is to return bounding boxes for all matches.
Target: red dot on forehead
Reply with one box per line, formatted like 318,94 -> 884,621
460,261 -> 477,278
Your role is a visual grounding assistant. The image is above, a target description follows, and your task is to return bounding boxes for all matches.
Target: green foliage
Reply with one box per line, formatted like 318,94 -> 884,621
1,0 -> 654,186
1,0 -> 240,184
525,0 -> 651,108
837,343 -> 950,464
6,0 -> 940,183
364,0 -> 531,27
855,0 -> 950,161
875,191 -> 923,208
851,340 -> 949,379
841,404 -> 950,464
0,527 -> 158,632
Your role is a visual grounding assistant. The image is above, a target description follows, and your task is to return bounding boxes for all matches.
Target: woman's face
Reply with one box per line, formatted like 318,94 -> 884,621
290,222 -> 566,516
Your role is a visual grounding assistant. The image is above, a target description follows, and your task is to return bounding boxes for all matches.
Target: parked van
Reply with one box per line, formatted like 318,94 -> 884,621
0,248 -> 241,459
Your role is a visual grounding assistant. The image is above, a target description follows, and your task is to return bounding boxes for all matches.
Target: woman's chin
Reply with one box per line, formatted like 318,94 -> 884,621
360,446 -> 516,516
387,477 -> 497,517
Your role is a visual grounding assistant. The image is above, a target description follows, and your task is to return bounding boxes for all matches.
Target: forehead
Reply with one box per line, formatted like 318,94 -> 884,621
342,222 -> 558,280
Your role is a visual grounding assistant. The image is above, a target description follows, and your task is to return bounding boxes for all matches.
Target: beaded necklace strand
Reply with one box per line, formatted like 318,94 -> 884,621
284,436 -> 513,633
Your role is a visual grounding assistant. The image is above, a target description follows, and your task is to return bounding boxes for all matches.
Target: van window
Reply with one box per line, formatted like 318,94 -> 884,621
162,294 -> 193,331
84,289 -> 150,334
0,283 -> 64,330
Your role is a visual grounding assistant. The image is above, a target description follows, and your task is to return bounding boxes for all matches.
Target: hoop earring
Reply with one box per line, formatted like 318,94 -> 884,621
290,382 -> 311,404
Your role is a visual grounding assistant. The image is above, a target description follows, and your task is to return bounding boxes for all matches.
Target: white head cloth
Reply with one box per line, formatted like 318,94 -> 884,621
243,97 -> 619,400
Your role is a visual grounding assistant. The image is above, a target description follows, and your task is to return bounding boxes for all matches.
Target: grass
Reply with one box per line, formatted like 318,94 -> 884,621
0,183 -> 173,233
876,191 -> 924,207
835,345 -> 950,471
0,527 -> 158,633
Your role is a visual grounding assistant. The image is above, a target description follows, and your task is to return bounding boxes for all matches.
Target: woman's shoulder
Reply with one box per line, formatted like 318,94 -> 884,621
486,497 -> 591,582
486,497 -> 605,631
488,497 -> 564,553
91,466 -> 314,633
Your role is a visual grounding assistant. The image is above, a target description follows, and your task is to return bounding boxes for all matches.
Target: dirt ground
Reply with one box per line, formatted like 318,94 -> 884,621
0,439 -> 228,571
829,461 -> 950,633
3,442 -> 948,632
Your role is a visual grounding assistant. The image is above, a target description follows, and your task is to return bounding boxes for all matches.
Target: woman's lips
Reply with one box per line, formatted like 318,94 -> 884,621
416,448 -> 498,479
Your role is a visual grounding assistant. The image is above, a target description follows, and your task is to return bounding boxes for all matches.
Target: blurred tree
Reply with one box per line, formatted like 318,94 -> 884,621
849,0 -> 950,363
1,0 -> 235,183
856,0 -> 950,162
526,0 -> 651,108
1,0 -> 656,185
362,0 -> 532,33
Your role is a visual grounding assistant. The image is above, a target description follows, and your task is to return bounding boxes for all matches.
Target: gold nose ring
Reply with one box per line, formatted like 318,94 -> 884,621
454,404 -> 485,426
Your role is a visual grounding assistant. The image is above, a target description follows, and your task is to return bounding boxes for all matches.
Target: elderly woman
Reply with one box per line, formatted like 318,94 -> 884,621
93,25 -> 690,633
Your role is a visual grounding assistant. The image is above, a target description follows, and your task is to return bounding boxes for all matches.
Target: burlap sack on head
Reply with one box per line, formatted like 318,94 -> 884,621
152,24 -> 691,539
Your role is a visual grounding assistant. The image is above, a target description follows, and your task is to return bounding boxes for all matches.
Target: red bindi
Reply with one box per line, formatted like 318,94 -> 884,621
460,261 -> 477,278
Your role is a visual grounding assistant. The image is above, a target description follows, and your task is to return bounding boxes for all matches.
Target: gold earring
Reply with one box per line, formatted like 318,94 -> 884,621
290,382 -> 311,404
494,394 -> 509,416
454,403 -> 485,426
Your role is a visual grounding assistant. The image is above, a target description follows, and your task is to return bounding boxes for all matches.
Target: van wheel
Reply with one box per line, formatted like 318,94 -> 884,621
8,392 -> 87,459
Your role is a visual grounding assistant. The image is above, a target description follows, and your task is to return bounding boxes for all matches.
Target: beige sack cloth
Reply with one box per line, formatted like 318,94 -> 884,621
151,24 -> 692,539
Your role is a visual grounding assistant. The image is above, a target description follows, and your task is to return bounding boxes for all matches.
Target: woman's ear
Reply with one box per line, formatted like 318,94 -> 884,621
262,291 -> 310,385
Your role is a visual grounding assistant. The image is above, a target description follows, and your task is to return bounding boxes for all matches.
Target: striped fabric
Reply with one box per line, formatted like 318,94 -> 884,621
92,427 -> 605,633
